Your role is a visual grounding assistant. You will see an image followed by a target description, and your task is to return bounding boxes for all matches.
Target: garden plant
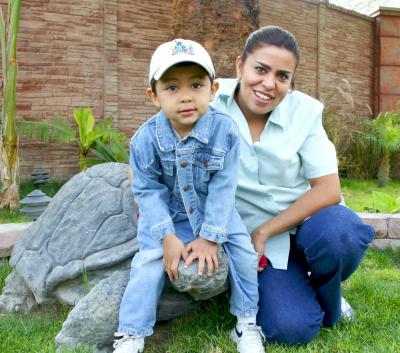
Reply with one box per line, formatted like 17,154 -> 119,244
17,107 -> 129,170
0,0 -> 21,210
361,111 -> 400,187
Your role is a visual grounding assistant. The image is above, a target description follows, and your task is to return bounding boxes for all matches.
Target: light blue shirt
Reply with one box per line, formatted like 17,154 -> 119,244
212,79 -> 338,269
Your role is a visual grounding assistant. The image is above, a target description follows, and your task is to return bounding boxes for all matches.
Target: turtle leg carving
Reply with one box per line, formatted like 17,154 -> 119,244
0,270 -> 37,313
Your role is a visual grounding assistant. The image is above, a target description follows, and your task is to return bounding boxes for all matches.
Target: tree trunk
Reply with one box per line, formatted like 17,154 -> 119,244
0,133 -> 19,210
377,152 -> 390,187
0,0 -> 22,210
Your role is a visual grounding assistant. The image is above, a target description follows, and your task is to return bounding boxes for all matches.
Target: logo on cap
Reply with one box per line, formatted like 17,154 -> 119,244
171,40 -> 194,56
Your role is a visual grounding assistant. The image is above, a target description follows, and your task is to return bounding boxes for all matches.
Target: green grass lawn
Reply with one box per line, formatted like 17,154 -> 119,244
341,178 -> 400,212
1,248 -> 399,353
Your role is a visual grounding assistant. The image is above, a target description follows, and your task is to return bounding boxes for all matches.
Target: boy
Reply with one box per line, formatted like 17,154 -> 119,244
113,39 -> 265,353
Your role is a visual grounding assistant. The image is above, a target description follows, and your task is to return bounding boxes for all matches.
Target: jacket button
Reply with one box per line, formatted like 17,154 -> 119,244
203,160 -> 209,167
180,161 -> 188,168
188,207 -> 194,214
183,185 -> 190,192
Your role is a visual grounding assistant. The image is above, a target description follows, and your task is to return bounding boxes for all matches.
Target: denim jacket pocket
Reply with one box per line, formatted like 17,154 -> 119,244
193,149 -> 225,193
159,160 -> 175,190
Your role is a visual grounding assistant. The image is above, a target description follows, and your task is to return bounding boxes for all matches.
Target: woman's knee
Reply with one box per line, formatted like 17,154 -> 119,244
297,206 -> 374,258
296,205 -> 375,278
258,311 -> 321,345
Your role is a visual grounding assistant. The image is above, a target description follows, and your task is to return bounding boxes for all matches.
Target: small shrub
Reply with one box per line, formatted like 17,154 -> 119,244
322,80 -> 392,180
364,191 -> 400,214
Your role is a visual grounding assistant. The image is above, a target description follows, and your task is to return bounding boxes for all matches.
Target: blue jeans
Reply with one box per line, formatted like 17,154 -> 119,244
118,210 -> 259,336
257,205 -> 375,344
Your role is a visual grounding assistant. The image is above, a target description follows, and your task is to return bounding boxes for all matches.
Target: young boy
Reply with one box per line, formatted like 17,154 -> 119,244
113,39 -> 265,353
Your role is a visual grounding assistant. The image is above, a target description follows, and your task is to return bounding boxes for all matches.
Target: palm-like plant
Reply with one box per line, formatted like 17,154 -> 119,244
0,0 -> 21,210
362,111 -> 400,187
17,107 -> 129,170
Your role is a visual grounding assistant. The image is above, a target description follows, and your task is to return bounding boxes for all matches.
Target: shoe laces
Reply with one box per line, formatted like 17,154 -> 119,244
113,333 -> 142,350
240,323 -> 266,344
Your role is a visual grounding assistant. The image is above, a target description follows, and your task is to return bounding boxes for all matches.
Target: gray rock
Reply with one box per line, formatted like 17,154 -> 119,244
9,163 -> 139,304
0,271 -> 37,313
171,245 -> 229,300
56,270 -> 129,349
55,270 -> 196,352
0,162 -> 228,351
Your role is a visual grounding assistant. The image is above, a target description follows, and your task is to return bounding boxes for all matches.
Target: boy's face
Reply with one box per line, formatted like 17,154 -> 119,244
147,64 -> 219,137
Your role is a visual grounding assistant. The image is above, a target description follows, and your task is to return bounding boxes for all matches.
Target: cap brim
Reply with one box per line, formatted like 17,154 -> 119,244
151,56 -> 214,83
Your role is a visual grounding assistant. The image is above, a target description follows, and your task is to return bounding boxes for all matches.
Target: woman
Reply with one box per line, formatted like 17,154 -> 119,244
212,25 -> 375,344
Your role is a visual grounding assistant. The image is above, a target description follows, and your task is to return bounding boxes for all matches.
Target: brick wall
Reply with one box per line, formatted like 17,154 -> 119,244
260,0 -> 375,115
115,0 -> 258,137
0,0 -> 384,179
15,0 -> 106,178
374,8 -> 400,113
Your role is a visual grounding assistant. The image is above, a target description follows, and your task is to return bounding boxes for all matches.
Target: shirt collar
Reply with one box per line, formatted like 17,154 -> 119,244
155,108 -> 213,152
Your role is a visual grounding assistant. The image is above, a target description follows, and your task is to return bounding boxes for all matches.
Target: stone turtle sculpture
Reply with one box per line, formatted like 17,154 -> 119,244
0,162 -> 228,352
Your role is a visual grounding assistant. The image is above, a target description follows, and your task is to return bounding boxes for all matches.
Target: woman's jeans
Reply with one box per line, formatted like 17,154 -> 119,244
257,205 -> 375,344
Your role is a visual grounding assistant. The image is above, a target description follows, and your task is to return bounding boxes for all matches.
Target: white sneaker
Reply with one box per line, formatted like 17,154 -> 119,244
113,332 -> 144,353
230,323 -> 266,353
341,297 -> 355,321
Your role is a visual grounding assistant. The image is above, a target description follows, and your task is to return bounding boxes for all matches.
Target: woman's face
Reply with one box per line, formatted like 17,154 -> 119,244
235,44 -> 297,120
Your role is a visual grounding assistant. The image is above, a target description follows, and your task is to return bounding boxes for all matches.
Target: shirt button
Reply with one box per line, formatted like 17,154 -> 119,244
180,161 -> 188,168
183,185 -> 190,192
188,207 -> 194,214
203,160 -> 209,167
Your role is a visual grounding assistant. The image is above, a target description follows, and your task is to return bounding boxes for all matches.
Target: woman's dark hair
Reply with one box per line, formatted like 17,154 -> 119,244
240,25 -> 301,65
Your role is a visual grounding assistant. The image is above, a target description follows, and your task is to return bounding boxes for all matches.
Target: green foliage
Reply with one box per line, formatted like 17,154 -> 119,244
17,108 -> 129,170
73,108 -> 100,161
361,111 -> 400,186
364,191 -> 400,214
0,258 -> 12,290
322,80 -> 375,179
17,115 -> 75,143
322,81 -> 400,181
81,269 -> 92,294
341,178 -> 400,212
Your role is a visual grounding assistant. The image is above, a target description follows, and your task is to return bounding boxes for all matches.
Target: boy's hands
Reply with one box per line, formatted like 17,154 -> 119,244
162,233 -> 188,281
185,237 -> 218,276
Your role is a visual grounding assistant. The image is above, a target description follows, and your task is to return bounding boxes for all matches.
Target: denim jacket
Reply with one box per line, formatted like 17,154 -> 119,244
130,106 -> 240,244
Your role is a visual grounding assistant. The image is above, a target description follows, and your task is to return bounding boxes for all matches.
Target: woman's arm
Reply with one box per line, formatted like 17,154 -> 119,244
251,173 -> 341,254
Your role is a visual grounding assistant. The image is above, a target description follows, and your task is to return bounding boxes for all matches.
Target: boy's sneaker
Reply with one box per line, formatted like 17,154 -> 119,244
113,332 -> 144,353
230,323 -> 266,353
341,297 -> 355,321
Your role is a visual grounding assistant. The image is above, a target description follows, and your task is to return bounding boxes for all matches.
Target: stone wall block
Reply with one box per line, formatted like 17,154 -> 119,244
357,212 -> 388,239
380,16 -> 400,36
380,66 -> 400,94
371,239 -> 400,250
380,37 -> 400,65
388,215 -> 400,239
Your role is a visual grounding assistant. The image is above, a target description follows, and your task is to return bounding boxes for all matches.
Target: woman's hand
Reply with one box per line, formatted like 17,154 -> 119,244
251,226 -> 268,254
251,226 -> 269,272
162,233 -> 188,281
185,237 -> 218,277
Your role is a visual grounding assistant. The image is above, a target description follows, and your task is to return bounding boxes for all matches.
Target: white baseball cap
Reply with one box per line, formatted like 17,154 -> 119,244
148,39 -> 215,84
